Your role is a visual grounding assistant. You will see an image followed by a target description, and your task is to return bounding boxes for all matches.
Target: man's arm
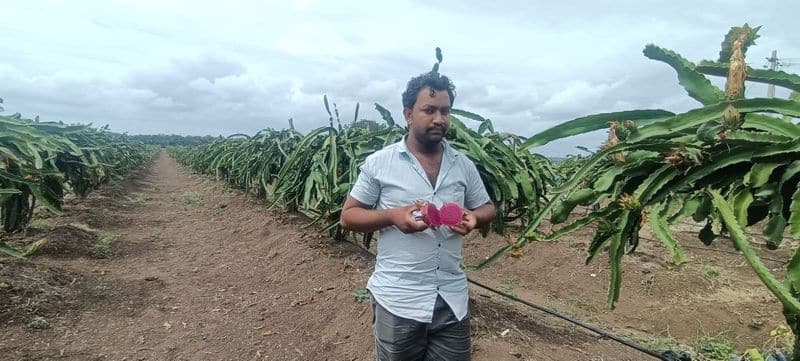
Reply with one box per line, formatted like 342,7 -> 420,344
339,196 -> 428,234
450,157 -> 496,236
471,202 -> 496,227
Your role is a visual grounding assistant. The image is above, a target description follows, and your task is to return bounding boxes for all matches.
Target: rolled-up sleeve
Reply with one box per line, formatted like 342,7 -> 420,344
349,156 -> 380,206
464,159 -> 491,210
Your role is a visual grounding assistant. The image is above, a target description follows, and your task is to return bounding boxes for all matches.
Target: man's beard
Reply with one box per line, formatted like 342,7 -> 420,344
413,126 -> 446,148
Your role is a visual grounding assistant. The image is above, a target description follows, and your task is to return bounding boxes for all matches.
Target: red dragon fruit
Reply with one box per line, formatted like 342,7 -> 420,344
421,202 -> 442,226
438,203 -> 463,226
419,202 -> 463,227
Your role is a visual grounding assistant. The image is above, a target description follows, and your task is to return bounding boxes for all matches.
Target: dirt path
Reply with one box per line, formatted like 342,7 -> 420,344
5,151 -> 779,360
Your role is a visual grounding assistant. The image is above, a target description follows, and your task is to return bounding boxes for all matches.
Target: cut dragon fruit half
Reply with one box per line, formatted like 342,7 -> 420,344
439,203 -> 463,226
421,202 -> 442,227
418,202 -> 462,227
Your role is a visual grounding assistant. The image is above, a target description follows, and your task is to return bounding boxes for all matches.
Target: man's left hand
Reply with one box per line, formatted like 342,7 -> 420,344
448,209 -> 477,235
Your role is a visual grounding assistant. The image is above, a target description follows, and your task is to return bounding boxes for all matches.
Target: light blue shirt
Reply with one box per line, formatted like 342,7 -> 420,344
349,137 -> 491,322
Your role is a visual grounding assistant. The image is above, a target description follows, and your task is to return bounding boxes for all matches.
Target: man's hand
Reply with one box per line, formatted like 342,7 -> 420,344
340,196 -> 431,234
448,209 -> 478,236
392,204 -> 429,234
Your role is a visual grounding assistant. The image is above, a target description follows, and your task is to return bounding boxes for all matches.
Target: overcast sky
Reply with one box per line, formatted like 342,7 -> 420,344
1,0 -> 798,155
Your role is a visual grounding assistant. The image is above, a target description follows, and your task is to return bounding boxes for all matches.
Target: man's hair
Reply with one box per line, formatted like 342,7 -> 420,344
401,71 -> 456,109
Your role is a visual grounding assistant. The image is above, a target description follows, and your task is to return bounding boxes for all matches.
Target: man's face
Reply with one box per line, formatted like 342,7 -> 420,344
403,86 -> 451,147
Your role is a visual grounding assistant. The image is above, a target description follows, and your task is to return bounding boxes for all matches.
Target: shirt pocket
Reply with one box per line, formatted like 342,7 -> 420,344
381,183 -> 431,209
445,184 -> 466,207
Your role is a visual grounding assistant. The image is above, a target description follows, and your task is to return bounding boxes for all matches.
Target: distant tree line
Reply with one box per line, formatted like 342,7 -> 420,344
129,119 -> 388,147
128,134 -> 217,146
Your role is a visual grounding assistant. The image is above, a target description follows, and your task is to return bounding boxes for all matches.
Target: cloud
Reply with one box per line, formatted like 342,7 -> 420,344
1,0 -> 799,156
128,56 -> 246,101
538,80 -> 625,115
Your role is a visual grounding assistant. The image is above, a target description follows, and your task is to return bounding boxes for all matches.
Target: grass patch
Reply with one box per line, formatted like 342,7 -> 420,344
181,191 -> 203,205
573,299 -> 599,314
352,288 -> 369,303
500,277 -> 518,297
27,315 -> 50,329
619,331 -> 737,360
211,202 -> 228,215
693,332 -> 734,360
91,235 -> 115,258
132,193 -> 152,204
543,292 -> 558,311
93,281 -> 109,297
702,265 -> 721,278
619,331 -> 681,353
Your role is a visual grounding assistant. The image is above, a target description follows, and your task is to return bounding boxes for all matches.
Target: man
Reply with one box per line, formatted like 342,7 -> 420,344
339,71 -> 496,361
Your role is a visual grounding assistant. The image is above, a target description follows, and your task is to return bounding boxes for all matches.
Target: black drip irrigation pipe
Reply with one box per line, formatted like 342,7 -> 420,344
467,277 -> 691,361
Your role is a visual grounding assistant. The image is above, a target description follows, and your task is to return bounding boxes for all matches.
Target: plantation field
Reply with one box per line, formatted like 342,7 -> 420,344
0,151 -> 791,360
1,24 -> 798,360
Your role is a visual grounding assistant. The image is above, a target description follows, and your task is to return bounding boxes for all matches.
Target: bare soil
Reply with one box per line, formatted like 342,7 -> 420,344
0,152 -> 792,360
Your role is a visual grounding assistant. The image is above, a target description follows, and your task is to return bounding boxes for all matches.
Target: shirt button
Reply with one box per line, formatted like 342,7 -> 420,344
436,286 -> 440,290
438,244 -> 441,247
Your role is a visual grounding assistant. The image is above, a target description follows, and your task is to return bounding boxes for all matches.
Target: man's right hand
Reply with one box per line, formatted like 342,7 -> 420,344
391,204 -> 429,234
340,196 -> 429,234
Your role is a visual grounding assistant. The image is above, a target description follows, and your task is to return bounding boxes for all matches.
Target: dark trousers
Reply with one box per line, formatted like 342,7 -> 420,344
371,295 -> 471,361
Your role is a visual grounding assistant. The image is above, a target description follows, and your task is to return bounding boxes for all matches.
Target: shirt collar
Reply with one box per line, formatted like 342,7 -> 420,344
396,134 -> 459,158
